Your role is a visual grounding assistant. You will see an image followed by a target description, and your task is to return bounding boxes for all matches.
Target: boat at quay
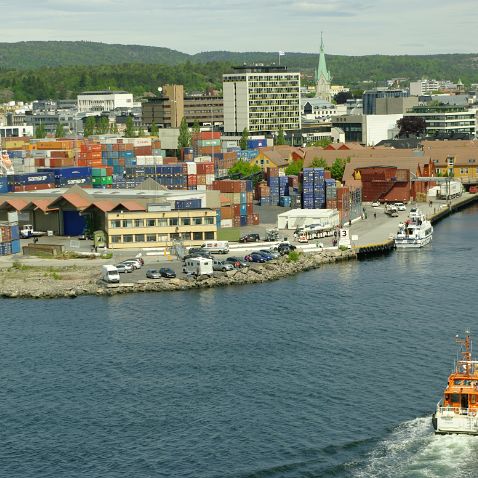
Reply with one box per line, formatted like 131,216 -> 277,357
394,207 -> 433,249
433,332 -> 478,435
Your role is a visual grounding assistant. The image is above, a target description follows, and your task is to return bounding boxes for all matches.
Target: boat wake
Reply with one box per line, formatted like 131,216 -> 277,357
349,416 -> 478,477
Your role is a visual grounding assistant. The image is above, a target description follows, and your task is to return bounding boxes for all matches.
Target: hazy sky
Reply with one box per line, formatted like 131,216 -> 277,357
2,0 -> 477,55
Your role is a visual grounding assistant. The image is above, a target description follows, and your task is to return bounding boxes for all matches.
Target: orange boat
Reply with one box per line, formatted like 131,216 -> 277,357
433,332 -> 478,434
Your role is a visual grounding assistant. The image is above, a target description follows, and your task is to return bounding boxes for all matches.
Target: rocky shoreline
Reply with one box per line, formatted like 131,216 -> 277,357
0,249 -> 356,299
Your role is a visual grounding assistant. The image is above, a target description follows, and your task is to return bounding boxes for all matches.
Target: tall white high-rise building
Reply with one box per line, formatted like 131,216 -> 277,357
223,65 -> 301,134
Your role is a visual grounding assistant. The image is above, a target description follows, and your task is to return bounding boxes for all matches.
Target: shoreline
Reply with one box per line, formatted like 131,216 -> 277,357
1,194 -> 476,300
0,249 -> 356,299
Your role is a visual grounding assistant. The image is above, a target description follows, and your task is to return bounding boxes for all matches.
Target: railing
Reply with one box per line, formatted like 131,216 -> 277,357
437,406 -> 478,416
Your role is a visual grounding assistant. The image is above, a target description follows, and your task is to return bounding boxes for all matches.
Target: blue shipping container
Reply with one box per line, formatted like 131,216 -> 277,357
0,176 -> 8,193
10,225 -> 20,241
12,172 -> 54,185
11,239 -> 21,254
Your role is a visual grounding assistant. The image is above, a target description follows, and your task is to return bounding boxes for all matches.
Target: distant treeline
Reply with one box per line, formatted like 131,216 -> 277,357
1,41 -> 478,101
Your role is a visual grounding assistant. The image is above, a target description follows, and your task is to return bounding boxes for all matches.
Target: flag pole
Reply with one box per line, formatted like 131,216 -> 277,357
278,52 -> 281,66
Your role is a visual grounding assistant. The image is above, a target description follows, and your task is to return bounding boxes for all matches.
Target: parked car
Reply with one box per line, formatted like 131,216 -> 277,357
257,250 -> 274,261
146,269 -> 162,279
260,249 -> 280,259
212,260 -> 234,272
371,201 -> 381,207
239,233 -> 261,243
226,256 -> 249,268
277,243 -> 296,255
120,259 -> 142,269
394,202 -> 407,211
116,263 -> 134,273
245,252 -> 267,263
159,267 -> 176,278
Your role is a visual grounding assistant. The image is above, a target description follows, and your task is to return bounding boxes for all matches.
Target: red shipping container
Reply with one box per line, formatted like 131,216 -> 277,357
247,214 -> 254,225
233,204 -> 241,216
247,203 -> 253,214
163,157 -> 178,164
324,170 -> 332,179
252,214 -> 260,225
233,217 -> 242,227
196,162 -> 214,175
198,131 -> 221,140
220,206 -> 234,220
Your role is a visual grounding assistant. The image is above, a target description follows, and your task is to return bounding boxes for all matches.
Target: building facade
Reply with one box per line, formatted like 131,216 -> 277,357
142,84 -> 184,129
223,65 -> 301,135
405,105 -> 477,138
106,208 -> 217,249
77,91 -> 134,113
362,89 -> 409,115
184,95 -> 223,127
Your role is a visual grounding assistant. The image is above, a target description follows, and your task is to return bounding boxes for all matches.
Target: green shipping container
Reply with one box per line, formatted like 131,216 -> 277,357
92,167 -> 108,177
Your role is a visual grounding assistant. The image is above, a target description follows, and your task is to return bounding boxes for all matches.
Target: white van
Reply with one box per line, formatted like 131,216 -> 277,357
201,241 -> 229,254
183,257 -> 213,277
101,265 -> 120,283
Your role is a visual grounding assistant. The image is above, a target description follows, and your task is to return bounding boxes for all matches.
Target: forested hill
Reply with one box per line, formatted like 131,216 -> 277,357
1,41 -> 478,101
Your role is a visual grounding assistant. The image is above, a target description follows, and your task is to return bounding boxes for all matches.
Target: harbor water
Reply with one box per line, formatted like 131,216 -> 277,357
1,205 -> 478,477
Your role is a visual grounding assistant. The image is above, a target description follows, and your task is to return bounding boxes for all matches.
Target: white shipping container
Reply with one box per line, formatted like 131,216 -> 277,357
196,185 -> 207,191
205,174 -> 215,185
186,162 -> 197,175
194,156 -> 212,163
219,219 -> 233,228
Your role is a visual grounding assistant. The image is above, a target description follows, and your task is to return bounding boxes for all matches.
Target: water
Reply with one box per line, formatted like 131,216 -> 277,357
1,206 -> 478,477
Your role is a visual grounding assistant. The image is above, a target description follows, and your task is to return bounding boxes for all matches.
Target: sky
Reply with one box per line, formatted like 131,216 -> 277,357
2,0 -> 477,56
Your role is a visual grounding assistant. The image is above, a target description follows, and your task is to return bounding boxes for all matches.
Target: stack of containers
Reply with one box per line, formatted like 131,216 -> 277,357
0,222 -> 20,256
313,168 -> 326,209
247,138 -> 267,149
212,180 -> 254,227
212,151 -> 237,178
186,162 -> 197,190
255,181 -> 271,204
39,167 -> 92,188
181,147 -> 194,162
0,176 -> 9,193
301,168 -> 315,209
192,132 -> 221,157
78,142 -> 102,167
337,187 -> 351,225
350,186 -> 363,221
8,172 -> 55,192
325,179 -> 337,209
278,176 -> 290,207
288,175 -> 299,207
92,167 -> 113,189
196,162 -> 215,191
236,149 -> 259,161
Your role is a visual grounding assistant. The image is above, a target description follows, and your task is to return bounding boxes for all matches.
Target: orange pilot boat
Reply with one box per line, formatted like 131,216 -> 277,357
433,332 -> 478,434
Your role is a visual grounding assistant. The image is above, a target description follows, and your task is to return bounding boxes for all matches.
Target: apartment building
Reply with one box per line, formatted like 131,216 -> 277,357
223,65 -> 301,135
77,90 -> 133,113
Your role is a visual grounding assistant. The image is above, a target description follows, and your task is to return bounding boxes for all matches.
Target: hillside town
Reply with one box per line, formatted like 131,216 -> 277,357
1,39 -> 477,259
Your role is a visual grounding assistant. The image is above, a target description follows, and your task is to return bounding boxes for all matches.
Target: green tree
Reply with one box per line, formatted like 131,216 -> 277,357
285,159 -> 303,176
137,126 -> 145,137
150,122 -> 159,137
96,116 -> 110,134
239,127 -> 249,150
330,157 -> 350,180
110,122 -> 119,134
124,116 -> 135,137
276,126 -> 286,145
308,138 -> 332,148
84,116 -> 96,137
177,117 -> 191,148
228,160 -> 261,178
35,122 -> 46,139
55,122 -> 65,138
310,157 -> 329,169
192,120 -> 201,134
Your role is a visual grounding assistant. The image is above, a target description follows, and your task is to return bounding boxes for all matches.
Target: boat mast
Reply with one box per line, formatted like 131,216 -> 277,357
456,332 -> 472,374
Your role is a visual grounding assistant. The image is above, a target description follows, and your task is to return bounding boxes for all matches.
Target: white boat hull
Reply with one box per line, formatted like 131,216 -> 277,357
394,233 -> 433,249
434,409 -> 478,435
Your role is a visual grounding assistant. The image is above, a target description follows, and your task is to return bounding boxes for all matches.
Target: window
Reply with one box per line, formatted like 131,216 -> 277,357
146,219 -> 156,227
157,234 -> 168,242
193,232 -> 203,241
182,217 -> 191,226
180,232 -> 191,240
122,220 -> 133,228
170,233 -> 180,240
134,219 -> 144,228
451,394 -> 460,403
157,218 -> 168,227
204,217 -> 214,225
204,232 -> 215,240
123,234 -> 133,243
169,218 -> 178,226
110,220 -> 121,228
193,217 -> 202,225
111,235 -> 121,243
135,234 -> 145,242
146,234 -> 156,242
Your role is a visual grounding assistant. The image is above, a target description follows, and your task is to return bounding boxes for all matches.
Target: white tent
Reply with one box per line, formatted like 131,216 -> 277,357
277,208 -> 340,230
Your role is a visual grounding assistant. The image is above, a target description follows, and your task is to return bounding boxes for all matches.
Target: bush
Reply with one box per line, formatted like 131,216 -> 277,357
287,250 -> 301,262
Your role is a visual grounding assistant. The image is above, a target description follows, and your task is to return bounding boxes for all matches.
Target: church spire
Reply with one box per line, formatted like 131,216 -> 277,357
315,32 -> 332,101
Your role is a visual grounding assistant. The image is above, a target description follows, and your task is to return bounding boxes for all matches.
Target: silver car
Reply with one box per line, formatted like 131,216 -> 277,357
212,260 -> 234,272
116,263 -> 134,273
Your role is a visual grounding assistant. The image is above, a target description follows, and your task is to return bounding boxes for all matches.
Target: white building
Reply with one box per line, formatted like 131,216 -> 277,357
409,79 -> 457,96
301,98 -> 346,122
363,114 -> 403,146
0,125 -> 34,138
77,90 -> 134,113
223,65 -> 301,134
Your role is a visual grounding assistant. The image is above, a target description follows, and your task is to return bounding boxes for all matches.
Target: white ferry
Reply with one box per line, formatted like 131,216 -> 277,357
433,332 -> 478,435
394,208 -> 433,249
